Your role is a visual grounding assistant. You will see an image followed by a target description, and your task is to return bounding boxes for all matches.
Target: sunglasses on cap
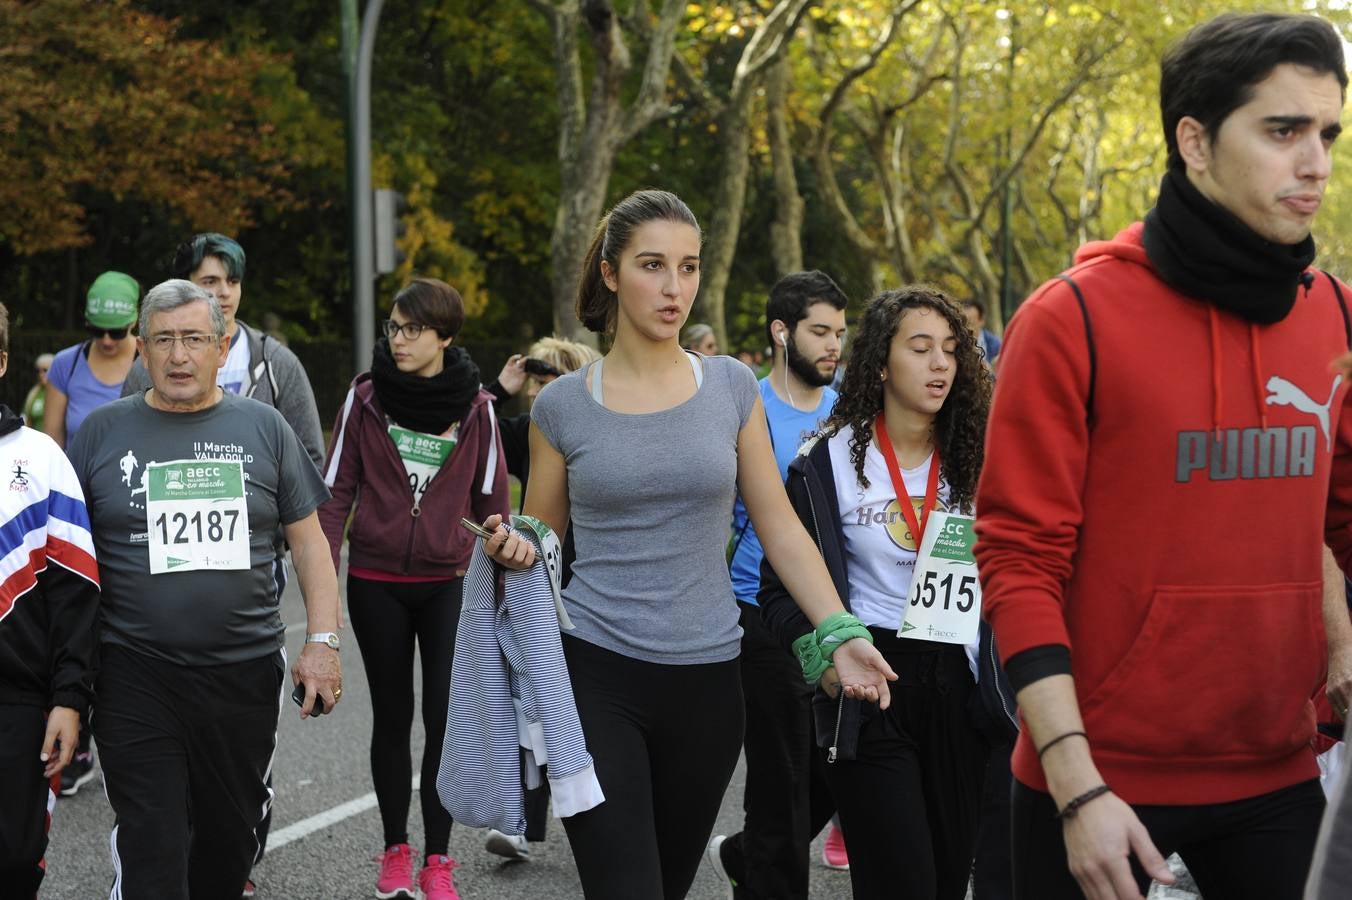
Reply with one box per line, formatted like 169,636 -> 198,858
87,325 -> 131,340
524,358 -> 563,379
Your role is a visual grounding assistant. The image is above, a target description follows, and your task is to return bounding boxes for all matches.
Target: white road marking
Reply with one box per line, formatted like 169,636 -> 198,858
268,776 -> 421,850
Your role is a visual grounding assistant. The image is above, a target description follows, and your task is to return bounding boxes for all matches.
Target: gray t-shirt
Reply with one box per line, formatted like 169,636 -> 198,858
68,392 -> 330,666
531,354 -> 758,665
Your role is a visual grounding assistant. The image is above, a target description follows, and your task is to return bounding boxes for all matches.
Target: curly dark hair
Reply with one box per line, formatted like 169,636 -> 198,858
823,286 -> 993,513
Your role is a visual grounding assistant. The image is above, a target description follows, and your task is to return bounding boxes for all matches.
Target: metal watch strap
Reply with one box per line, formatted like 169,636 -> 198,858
305,632 -> 340,651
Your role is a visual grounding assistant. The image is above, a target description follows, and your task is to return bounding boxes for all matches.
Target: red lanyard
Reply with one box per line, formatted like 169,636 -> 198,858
873,413 -> 941,548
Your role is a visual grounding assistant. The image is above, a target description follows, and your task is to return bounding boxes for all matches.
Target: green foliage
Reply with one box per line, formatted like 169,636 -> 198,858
8,0 -> 1352,353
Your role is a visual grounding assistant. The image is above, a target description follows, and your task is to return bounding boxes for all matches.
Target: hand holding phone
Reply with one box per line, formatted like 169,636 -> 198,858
292,682 -> 327,717
460,517 -> 496,540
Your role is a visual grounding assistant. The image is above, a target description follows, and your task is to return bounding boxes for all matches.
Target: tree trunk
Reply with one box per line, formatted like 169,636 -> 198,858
698,88 -> 758,351
766,54 -> 803,275
688,0 -> 812,347
536,0 -> 687,341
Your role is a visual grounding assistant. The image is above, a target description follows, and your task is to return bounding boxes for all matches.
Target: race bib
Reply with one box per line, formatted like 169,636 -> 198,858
389,424 -> 457,503
145,459 -> 250,574
898,512 -> 981,645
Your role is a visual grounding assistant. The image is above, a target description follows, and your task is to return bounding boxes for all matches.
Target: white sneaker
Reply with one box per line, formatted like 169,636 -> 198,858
705,834 -> 736,900
484,829 -> 531,861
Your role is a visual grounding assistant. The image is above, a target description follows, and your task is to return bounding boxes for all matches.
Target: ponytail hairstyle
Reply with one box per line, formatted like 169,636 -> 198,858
823,286 -> 992,513
575,190 -> 701,334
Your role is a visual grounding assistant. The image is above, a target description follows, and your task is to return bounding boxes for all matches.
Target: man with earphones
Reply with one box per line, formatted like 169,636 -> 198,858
709,271 -> 848,900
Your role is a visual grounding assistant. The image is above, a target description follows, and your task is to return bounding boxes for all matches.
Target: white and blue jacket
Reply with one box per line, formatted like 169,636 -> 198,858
437,534 -> 603,835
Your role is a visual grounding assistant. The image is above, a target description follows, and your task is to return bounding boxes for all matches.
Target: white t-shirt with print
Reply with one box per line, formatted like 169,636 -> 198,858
827,424 -> 948,631
827,423 -> 980,676
218,327 -> 251,395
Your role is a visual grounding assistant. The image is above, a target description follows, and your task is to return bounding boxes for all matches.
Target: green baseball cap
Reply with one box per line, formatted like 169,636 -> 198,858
85,271 -> 140,329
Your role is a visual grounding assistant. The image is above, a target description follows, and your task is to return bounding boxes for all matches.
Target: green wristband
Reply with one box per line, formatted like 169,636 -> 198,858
815,612 -> 873,663
792,631 -> 831,685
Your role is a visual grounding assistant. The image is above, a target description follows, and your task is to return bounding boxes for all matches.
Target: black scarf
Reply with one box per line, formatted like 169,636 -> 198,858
1142,169 -> 1316,324
370,339 -> 480,435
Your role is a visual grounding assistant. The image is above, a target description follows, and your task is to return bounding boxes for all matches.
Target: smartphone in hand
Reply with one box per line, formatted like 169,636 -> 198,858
460,517 -> 496,540
291,682 -> 327,716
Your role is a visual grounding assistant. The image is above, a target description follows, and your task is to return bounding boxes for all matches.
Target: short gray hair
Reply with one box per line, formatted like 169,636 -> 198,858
682,322 -> 714,350
139,279 -> 226,338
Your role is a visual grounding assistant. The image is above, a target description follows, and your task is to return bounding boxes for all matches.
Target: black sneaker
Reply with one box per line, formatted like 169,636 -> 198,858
59,750 -> 97,797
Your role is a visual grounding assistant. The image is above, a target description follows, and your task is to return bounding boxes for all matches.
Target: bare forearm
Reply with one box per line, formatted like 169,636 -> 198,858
1324,544 -> 1352,650
759,522 -> 843,627
1015,674 -> 1104,805
290,536 -> 340,632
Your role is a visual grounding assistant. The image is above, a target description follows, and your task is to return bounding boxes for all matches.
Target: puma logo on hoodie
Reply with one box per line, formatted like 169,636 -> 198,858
1175,373 -> 1340,482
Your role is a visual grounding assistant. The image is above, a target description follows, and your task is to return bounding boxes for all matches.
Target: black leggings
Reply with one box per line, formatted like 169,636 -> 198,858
1011,777 -> 1325,900
826,632 -> 990,900
560,634 -> 744,899
347,575 -> 461,855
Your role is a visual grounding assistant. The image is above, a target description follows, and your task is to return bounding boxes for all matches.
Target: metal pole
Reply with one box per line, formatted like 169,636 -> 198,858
341,0 -> 359,371
352,0 -> 386,374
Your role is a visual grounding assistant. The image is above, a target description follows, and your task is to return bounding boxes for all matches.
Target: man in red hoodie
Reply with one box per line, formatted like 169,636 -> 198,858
976,13 -> 1352,900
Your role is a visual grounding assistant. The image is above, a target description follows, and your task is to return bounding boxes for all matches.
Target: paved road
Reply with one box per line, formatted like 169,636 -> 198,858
41,568 -> 1199,899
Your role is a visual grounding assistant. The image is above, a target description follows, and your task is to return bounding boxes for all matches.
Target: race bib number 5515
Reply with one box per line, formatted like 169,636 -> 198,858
898,512 -> 981,645
145,459 -> 250,574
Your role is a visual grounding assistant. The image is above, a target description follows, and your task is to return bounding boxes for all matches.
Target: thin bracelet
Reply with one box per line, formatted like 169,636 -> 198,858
1036,730 -> 1087,760
1056,784 -> 1112,820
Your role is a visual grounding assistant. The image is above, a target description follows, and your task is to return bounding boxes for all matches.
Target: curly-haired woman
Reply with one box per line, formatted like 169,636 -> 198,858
761,286 -> 1007,900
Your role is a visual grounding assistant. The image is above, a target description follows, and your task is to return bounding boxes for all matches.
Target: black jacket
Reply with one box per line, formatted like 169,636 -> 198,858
758,433 -> 1019,752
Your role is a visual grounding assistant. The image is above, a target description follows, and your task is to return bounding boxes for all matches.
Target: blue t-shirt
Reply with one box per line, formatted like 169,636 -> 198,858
48,342 -> 129,447
729,377 -> 837,604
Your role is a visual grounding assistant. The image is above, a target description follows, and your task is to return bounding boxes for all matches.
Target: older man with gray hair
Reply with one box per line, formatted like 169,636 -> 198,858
67,279 -> 341,899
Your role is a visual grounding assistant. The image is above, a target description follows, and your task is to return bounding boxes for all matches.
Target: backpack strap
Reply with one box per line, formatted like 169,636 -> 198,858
1323,270 -> 1352,350
1055,274 -> 1096,424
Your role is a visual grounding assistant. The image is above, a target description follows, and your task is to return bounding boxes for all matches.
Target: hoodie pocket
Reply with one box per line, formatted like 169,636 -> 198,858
1079,582 -> 1321,762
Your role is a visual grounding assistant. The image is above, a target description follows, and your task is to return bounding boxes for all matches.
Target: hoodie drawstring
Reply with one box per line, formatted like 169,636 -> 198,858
1249,323 -> 1267,431
1209,307 -> 1270,434
1208,307 -> 1223,439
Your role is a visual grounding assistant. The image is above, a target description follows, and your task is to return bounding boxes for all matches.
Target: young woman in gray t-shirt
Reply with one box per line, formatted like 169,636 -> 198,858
482,189 -> 896,899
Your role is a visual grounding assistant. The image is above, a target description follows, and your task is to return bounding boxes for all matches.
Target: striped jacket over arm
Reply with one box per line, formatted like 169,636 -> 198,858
438,537 -> 603,835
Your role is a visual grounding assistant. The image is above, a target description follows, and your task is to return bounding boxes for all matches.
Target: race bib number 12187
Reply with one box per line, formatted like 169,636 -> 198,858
145,459 -> 250,574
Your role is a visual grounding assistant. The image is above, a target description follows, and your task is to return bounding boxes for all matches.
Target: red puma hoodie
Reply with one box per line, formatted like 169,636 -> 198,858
976,222 -> 1352,804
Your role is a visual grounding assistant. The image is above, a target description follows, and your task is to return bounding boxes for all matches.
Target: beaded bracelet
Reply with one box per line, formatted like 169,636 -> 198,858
1036,730 -> 1088,760
1056,784 -> 1112,821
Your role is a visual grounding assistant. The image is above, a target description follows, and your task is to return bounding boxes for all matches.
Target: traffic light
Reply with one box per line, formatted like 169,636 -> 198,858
374,189 -> 408,274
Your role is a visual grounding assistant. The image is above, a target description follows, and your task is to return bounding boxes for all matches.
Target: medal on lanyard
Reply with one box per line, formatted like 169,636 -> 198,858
873,412 -> 941,550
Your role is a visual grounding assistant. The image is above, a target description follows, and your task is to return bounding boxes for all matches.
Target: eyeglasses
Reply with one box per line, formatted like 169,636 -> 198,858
147,333 -> 217,353
87,325 -> 131,340
383,319 -> 429,341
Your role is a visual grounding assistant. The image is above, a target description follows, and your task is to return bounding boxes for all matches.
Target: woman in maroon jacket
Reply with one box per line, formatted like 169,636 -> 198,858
319,278 -> 509,900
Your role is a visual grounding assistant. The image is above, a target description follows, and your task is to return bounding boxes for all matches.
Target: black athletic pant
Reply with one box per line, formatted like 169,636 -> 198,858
346,575 -> 460,856
94,643 -> 283,900
0,704 -> 50,898
973,739 -> 1014,899
826,631 -> 989,900
560,634 -> 744,899
1012,777 -> 1325,900
718,601 -> 835,900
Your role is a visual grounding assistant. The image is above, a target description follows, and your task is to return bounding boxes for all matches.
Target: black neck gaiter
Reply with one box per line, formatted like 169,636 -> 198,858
1142,169 -> 1316,324
370,339 -> 480,435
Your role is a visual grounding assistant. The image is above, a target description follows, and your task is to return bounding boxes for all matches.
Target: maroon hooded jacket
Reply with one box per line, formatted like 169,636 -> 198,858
318,373 -> 509,577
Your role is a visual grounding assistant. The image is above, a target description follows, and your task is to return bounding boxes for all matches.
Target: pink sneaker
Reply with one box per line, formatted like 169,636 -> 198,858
419,855 -> 460,900
374,843 -> 416,899
822,822 -> 850,870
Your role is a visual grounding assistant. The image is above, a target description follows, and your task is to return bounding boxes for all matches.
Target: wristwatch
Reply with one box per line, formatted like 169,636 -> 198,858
305,632 -> 341,651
